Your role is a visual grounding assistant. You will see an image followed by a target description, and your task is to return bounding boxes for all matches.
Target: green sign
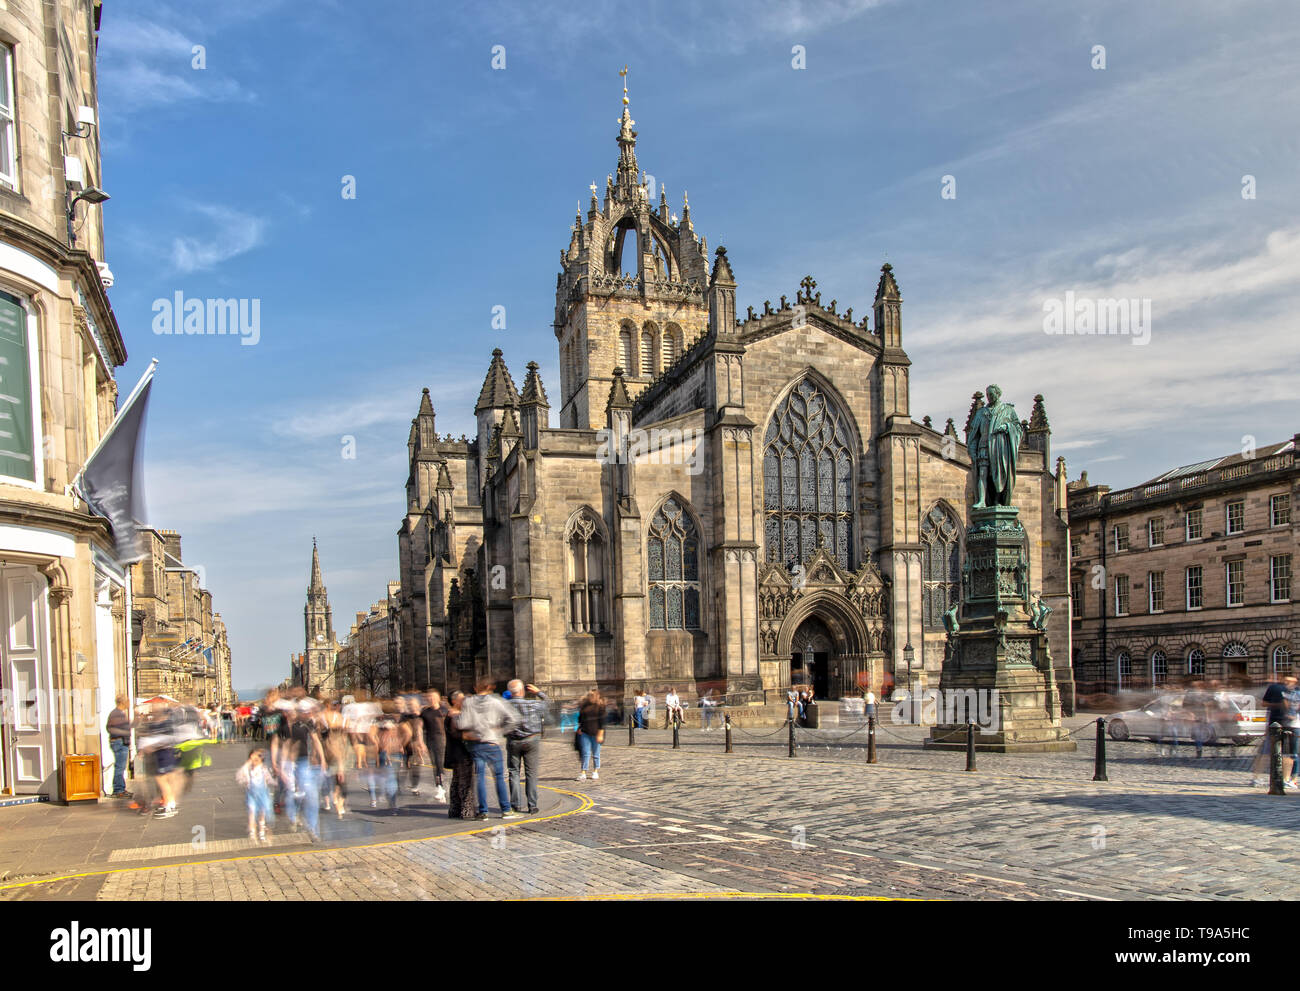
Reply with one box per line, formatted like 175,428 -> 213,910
0,291 -> 33,481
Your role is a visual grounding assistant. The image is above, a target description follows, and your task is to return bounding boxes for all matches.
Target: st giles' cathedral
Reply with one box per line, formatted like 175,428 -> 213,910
394,80 -> 1072,707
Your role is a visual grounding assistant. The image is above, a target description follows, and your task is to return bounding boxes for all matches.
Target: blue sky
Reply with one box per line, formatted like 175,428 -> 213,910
94,0 -> 1300,692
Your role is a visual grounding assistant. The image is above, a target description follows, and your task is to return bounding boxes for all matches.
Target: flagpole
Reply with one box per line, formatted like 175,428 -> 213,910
70,357 -> 157,499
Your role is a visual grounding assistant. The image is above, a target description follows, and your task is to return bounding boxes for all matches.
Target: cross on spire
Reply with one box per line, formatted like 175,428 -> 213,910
799,275 -> 817,297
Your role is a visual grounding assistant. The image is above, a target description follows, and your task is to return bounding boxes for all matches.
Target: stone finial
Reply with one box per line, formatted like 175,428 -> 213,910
875,262 -> 900,302
606,367 -> 633,411
963,391 -> 984,438
922,415 -> 932,428
944,417 -> 957,436
1029,394 -> 1050,429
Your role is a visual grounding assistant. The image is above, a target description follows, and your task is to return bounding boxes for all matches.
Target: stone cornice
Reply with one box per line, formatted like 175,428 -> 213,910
0,497 -> 112,542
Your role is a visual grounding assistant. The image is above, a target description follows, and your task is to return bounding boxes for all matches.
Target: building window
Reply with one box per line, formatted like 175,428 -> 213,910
1116,651 -> 1132,689
0,44 -> 14,189
1226,560 -> 1244,606
763,377 -> 855,571
1070,536 -> 1082,560
1150,649 -> 1167,685
1113,575 -> 1129,616
662,324 -> 681,367
619,326 -> 635,376
921,505 -> 960,629
647,497 -> 701,630
1226,500 -> 1245,535
1187,648 -> 1205,677
0,290 -> 35,482
639,328 -> 654,377
1148,571 -> 1164,613
1274,644 -> 1293,677
1186,566 -> 1203,610
1223,641 -> 1248,662
567,511 -> 605,633
1147,517 -> 1164,547
1273,494 -> 1291,527
1272,555 -> 1292,603
1070,580 -> 1082,620
1113,523 -> 1129,552
1186,508 -> 1202,541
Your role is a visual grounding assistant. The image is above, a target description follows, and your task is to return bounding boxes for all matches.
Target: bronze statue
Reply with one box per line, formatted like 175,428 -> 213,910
966,384 -> 1023,508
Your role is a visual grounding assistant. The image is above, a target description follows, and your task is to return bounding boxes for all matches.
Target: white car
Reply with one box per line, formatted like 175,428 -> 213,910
1107,692 -> 1267,745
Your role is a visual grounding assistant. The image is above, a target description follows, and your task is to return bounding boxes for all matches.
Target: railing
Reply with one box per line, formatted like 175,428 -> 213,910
1092,451 -> 1294,512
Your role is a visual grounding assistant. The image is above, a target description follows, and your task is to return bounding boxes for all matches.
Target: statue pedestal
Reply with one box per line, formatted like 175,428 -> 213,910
926,506 -> 1075,753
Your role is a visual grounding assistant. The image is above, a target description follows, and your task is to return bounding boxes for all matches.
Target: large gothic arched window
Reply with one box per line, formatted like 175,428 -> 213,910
763,378 -> 854,570
647,497 -> 701,630
567,510 -> 606,633
921,504 -> 961,629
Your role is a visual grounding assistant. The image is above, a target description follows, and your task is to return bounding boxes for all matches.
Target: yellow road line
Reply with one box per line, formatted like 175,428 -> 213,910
504,889 -> 925,894
0,786 -> 593,893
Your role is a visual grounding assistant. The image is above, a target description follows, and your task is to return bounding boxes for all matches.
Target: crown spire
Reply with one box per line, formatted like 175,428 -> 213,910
615,65 -> 639,196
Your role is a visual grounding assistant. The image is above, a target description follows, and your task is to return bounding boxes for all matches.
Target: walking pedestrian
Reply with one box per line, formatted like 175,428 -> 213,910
106,694 -> 132,798
237,747 -> 275,845
1252,676 -> 1299,789
444,691 -> 476,819
577,689 -> 606,781
460,679 -> 522,820
506,679 -> 547,814
283,700 -> 328,841
700,689 -> 718,730
420,691 -> 449,803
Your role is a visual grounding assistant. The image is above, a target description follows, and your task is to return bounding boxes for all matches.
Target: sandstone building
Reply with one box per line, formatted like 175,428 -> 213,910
0,0 -> 137,799
394,89 -> 1072,706
130,527 -> 234,708
335,582 -> 399,698
1069,437 -> 1298,692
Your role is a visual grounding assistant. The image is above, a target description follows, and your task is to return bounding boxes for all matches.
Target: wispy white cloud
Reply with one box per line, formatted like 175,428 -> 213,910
169,203 -> 266,273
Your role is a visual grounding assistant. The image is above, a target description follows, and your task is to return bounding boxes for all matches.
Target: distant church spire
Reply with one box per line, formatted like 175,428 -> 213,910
309,536 -> 323,591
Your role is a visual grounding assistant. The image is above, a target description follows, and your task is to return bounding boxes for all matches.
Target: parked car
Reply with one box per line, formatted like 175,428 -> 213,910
1107,692 -> 1266,745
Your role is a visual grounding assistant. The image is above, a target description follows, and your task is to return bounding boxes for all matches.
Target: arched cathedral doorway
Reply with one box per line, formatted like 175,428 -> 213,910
790,616 -> 833,698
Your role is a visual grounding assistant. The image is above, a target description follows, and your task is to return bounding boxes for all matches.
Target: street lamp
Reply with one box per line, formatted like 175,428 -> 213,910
902,642 -> 915,720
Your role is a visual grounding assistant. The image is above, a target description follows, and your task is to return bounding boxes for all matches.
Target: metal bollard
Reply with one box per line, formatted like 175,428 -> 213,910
965,721 -> 977,772
788,715 -> 796,758
672,721 -> 680,750
1269,722 -> 1286,795
724,714 -> 733,754
1093,717 -> 1108,782
628,715 -> 635,746
867,715 -> 877,764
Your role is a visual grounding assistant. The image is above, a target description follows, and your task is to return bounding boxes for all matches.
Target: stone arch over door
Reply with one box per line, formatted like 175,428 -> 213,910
775,590 -> 871,699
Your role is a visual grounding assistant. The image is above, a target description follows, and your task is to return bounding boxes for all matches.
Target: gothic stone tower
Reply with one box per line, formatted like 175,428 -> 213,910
304,538 -> 338,692
554,69 -> 712,428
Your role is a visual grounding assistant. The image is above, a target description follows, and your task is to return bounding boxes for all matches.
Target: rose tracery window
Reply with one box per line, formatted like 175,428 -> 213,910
763,378 -> 854,570
647,497 -> 700,630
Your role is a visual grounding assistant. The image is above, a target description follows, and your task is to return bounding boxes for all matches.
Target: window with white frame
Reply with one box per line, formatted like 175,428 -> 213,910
1150,649 -> 1167,685
1147,517 -> 1164,546
1148,571 -> 1164,613
1226,500 -> 1245,535
1187,647 -> 1205,677
1272,555 -> 1292,603
1186,508 -> 1202,541
1113,523 -> 1129,552
1186,565 -> 1203,610
1226,560 -> 1244,606
1272,494 -> 1291,527
1070,580 -> 1082,620
1274,644 -> 1293,677
0,44 -> 14,188
0,290 -> 35,482
1114,574 -> 1129,616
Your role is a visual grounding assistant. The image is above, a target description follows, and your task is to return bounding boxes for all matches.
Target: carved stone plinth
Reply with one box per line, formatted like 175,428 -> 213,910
927,506 -> 1074,752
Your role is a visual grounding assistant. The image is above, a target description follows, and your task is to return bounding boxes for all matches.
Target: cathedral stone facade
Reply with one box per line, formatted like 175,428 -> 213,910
395,94 -> 1072,706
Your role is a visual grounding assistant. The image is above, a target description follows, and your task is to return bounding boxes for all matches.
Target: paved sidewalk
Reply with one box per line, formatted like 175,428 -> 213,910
0,740 -> 571,883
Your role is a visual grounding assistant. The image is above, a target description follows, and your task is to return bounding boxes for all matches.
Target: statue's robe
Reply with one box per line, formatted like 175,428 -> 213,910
985,402 -> 1021,505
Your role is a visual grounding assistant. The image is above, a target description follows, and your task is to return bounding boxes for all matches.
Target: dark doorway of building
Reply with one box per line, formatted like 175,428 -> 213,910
790,616 -> 834,699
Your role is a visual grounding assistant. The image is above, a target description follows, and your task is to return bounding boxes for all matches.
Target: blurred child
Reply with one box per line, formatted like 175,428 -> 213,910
237,747 -> 275,844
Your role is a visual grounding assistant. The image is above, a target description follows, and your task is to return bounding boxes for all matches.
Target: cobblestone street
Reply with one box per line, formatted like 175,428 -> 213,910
3,731 -> 1296,901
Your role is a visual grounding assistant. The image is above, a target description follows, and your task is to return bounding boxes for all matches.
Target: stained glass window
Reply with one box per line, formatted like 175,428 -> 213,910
648,497 -> 701,629
763,379 -> 854,570
921,505 -> 961,628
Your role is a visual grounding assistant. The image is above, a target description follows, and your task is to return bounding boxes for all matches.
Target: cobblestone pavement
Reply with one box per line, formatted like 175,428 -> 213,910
3,738 -> 1296,901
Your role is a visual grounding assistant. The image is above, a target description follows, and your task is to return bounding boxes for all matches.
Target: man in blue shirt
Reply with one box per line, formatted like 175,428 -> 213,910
505,679 -> 547,814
